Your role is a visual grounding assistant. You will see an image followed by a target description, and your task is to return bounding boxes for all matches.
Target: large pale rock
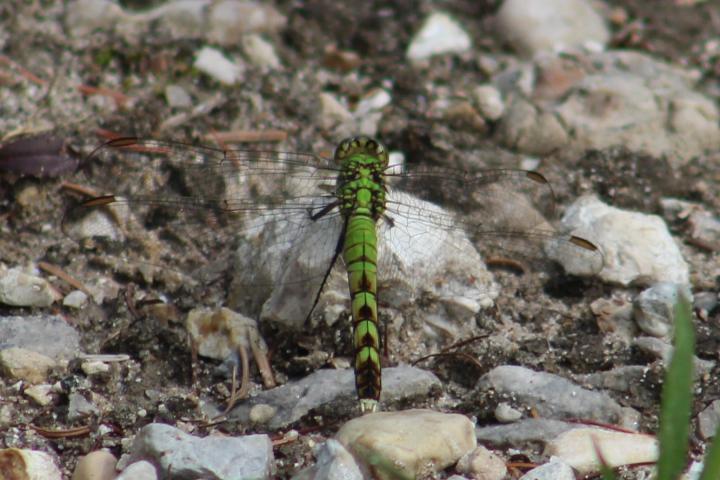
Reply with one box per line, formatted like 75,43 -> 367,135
557,195 -> 689,286
0,448 -> 62,480
497,0 -> 609,56
546,427 -> 658,474
336,409 -> 476,479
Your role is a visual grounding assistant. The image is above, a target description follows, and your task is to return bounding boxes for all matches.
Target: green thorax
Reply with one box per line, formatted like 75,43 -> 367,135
333,136 -> 389,218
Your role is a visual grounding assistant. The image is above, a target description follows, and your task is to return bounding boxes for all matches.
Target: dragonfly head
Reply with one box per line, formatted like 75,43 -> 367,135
335,136 -> 389,168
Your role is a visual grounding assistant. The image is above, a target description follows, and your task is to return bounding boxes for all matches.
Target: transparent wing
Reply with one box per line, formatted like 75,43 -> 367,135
384,166 -> 604,275
63,138 -> 347,305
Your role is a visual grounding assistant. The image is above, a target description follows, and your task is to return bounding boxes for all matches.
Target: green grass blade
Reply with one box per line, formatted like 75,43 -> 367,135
598,462 -> 618,480
699,425 -> 720,480
656,293 -> 695,480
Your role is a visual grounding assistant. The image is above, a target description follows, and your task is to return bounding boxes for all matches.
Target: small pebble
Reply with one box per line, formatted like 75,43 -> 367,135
249,403 -> 277,424
63,290 -> 88,309
474,85 -> 505,121
81,360 -> 111,376
165,84 -> 192,108
24,384 -> 53,406
241,34 -> 281,70
406,12 -> 471,61
494,402 -> 523,422
194,46 -> 243,85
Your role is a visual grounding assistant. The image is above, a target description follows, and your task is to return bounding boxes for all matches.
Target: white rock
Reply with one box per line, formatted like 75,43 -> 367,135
72,450 -> 118,480
496,0 -> 609,57
474,84 -> 505,121
116,460 -> 158,480
63,290 -> 88,309
519,458 -> 575,480
241,34 -> 281,70
456,445 -> 507,480
0,267 -> 57,307
557,195 -> 690,285
238,190 -> 497,337
194,46 -> 243,85
293,439 -> 364,480
407,12 -> 471,61
336,409 -> 476,479
546,427 -> 658,474
0,448 -> 62,480
0,347 -> 56,383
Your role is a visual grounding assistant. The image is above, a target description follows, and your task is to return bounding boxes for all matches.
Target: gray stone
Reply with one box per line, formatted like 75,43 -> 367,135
634,336 -> 715,375
164,84 -> 192,108
229,365 -> 441,430
633,282 -> 692,338
497,0 -> 609,57
476,419 -> 580,447
477,365 -> 628,424
68,392 -> 100,421
0,314 -> 80,361
123,423 -> 274,480
698,400 -> 720,440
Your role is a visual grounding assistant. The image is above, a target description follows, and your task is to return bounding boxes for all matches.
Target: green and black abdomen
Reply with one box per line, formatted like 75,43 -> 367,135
334,136 -> 388,413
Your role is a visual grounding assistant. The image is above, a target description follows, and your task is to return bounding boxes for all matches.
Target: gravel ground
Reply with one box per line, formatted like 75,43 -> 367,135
0,1 -> 718,478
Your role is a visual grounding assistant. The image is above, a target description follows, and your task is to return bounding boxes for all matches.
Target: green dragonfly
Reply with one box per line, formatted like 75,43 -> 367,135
70,135 -> 603,413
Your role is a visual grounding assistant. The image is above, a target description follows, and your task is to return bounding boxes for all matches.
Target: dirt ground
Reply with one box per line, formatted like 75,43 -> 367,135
0,0 -> 719,478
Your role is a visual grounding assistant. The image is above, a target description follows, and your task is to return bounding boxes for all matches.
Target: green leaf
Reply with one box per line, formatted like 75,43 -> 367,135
656,293 -> 695,480
699,425 -> 720,480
